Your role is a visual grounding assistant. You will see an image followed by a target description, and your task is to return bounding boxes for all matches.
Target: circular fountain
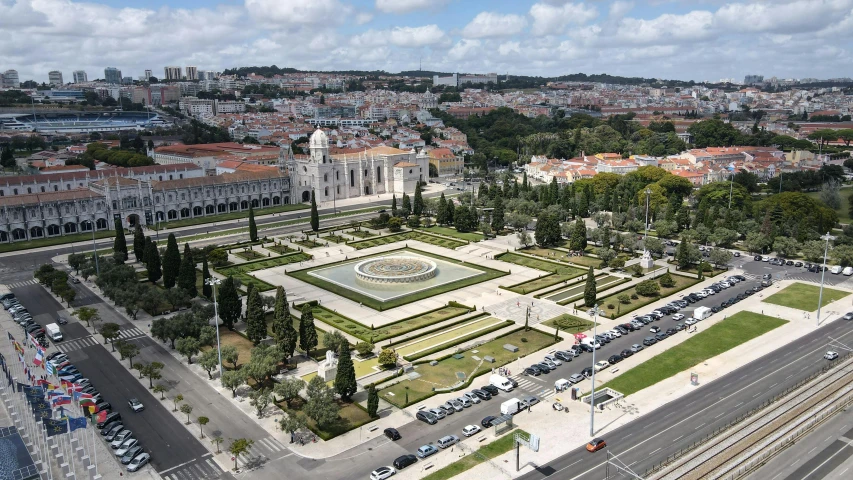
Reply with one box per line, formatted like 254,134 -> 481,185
354,256 -> 438,284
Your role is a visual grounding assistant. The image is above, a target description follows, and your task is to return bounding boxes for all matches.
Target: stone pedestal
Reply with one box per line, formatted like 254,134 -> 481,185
51,441 -> 60,457
66,472 -> 76,480
80,455 -> 90,468
55,453 -> 64,468
639,250 -> 654,269
61,462 -> 70,475
70,438 -> 79,451
317,350 -> 338,382
76,447 -> 86,461
87,467 -> 100,480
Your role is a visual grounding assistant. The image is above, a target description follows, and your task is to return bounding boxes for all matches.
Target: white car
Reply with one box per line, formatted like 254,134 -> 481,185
672,313 -> 685,321
604,330 -> 621,339
370,466 -> 396,480
462,425 -> 481,437
594,361 -> 610,372
825,351 -> 839,360
703,289 -> 715,296
720,281 -> 731,288
126,452 -> 150,472
110,430 -> 133,449
695,291 -> 708,298
462,392 -> 481,404
115,438 -> 140,457
685,318 -> 698,326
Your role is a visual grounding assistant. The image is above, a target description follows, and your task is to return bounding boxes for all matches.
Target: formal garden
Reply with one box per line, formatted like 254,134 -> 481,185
763,282 -> 850,311
590,271 -> 700,317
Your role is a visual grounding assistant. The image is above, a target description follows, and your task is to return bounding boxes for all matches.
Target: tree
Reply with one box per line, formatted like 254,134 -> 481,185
367,384 -> 379,417
179,402 -> 194,424
75,306 -> 100,329
248,388 -> 272,417
0,145 -> 15,169
355,342 -> 374,357
208,248 -> 228,267
583,266 -> 597,307
323,330 -> 347,356
635,279 -> 661,297
99,323 -> 120,351
176,337 -> 201,364
274,377 -> 304,407
490,195 -> 505,232
387,216 -> 402,232
709,248 -> 733,268
145,239 -> 162,283
391,194 -> 398,217
116,340 -> 140,368
177,244 -> 197,297
516,229 -> 533,248
436,193 -> 448,225
676,238 -> 701,268
413,183 -> 423,216
228,438 -> 254,471
218,276 -> 241,330
401,193 -> 412,217
132,224 -> 145,261
197,416 -> 209,438
305,376 -> 338,427
280,414 -> 308,443
245,287 -> 266,345
298,307 -> 318,356
162,234 -> 181,289
570,218 -> 587,251
248,204 -> 258,241
201,259 -> 212,299
173,393 -> 184,412
211,436 -> 224,454
142,361 -> 164,388
199,349 -> 220,379
378,348 -> 397,367
220,345 -> 240,369
221,370 -> 246,397
658,272 -> 676,288
153,384 -> 167,400
744,232 -> 772,254
820,180 -> 841,210
535,212 -> 562,246
113,218 -> 128,262
334,342 -> 356,401
310,189 -> 319,232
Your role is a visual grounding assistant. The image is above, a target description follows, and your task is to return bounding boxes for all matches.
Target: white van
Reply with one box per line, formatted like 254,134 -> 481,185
581,338 -> 601,349
489,374 -> 513,392
844,267 -> 853,276
831,265 -> 843,274
437,435 -> 460,449
500,398 -> 521,415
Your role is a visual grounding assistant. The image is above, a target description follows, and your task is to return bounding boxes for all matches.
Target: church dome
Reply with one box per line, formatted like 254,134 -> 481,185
309,127 -> 329,149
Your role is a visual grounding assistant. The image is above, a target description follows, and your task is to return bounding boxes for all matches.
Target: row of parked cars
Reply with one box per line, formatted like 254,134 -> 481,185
2,293 -> 52,348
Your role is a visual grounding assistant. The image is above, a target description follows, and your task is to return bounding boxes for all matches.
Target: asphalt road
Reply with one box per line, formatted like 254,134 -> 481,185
515,305 -> 853,479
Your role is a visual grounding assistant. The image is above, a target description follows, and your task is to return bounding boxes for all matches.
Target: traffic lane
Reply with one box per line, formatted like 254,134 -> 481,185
742,260 -> 848,286
519,306 -> 853,479
12,282 -> 97,344
73,342 -> 209,471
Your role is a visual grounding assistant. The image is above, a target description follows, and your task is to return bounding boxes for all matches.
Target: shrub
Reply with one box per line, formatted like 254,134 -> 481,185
658,272 -> 676,288
407,215 -> 421,228
607,303 -> 615,309
635,279 -> 661,297
631,293 -> 639,300
388,217 -> 403,232
521,337 -> 528,343
617,294 -> 630,304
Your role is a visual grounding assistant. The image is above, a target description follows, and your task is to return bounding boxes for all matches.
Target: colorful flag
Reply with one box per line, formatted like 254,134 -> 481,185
7,331 -> 14,341
93,410 -> 107,424
45,418 -> 68,437
13,340 -> 22,353
33,349 -> 44,367
86,405 -> 96,415
65,384 -> 82,395
79,398 -> 95,407
52,395 -> 71,407
47,389 -> 64,398
68,417 -> 87,432
45,362 -> 56,376
73,391 -> 93,402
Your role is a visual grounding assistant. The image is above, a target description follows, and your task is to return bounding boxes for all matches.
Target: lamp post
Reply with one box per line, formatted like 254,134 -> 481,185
205,277 -> 224,379
817,232 -> 835,327
644,188 -> 652,241
89,197 -> 99,275
728,170 -> 734,209
587,304 -> 603,437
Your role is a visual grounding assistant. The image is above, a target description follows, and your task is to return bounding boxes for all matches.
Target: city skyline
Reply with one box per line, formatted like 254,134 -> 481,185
2,0 -> 853,84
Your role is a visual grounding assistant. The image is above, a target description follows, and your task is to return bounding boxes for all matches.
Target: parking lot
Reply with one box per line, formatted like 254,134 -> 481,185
739,255 -> 851,286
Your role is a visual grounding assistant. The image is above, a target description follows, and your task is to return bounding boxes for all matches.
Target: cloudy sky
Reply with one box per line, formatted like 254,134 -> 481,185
2,0 -> 853,84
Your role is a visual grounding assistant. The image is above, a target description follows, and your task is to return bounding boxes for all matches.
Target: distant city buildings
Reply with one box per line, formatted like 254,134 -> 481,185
164,66 -> 182,81
48,71 -> 63,86
2,69 -> 19,88
744,74 -> 764,85
433,72 -> 498,87
104,67 -> 122,84
185,66 -> 198,81
72,70 -> 88,83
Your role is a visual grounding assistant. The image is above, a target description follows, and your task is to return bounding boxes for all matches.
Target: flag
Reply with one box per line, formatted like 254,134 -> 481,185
79,397 -> 95,407
31,399 -> 51,414
34,408 -> 53,422
45,362 -> 55,376
69,417 -> 87,432
65,384 -> 82,395
13,340 -> 22,353
73,391 -> 92,402
47,389 -> 64,398
33,349 -> 43,367
16,382 -> 28,393
60,379 -> 70,388
86,405 -> 96,415
7,331 -> 14,341
23,385 -> 44,396
52,395 -> 71,407
45,418 -> 68,437
93,410 -> 107,424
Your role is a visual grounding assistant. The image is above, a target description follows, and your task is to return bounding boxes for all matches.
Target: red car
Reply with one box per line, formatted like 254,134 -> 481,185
586,438 -> 606,452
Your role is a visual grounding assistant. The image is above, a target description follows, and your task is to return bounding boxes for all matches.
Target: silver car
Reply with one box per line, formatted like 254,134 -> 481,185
456,397 -> 472,408
630,344 -> 644,353
448,400 -> 464,412
462,392 -> 481,404
428,408 -> 446,420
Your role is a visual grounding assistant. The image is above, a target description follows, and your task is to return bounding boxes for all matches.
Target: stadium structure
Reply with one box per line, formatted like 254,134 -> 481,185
0,111 -> 167,134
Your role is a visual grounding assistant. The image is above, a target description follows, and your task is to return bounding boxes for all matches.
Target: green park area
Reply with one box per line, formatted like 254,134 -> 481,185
545,275 -> 627,304
540,314 -> 597,334
498,253 -> 586,294
421,429 -> 526,480
379,328 -> 556,408
600,311 -> 787,396
763,282 -> 850,311
215,251 -> 312,292
420,225 -> 482,242
521,246 -> 620,269
593,273 -> 699,316
289,248 -> 507,310
397,317 -> 510,361
805,188 -> 853,224
310,304 -> 472,343
348,230 -> 466,250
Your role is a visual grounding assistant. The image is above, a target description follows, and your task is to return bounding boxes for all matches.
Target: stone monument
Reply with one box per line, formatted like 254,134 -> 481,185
318,349 -> 338,381
640,249 -> 654,269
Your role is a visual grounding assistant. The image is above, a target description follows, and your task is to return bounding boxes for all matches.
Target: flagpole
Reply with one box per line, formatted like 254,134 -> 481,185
66,417 -> 75,477
42,423 -> 52,480
91,424 -> 97,475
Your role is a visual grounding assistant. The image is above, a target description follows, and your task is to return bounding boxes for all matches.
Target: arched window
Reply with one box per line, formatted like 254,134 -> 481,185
350,170 -> 354,187
377,166 -> 381,182
336,170 -> 339,180
323,173 -> 328,182
324,187 -> 328,196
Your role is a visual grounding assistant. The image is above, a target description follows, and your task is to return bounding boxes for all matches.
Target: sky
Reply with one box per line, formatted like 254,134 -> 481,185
2,0 -> 853,84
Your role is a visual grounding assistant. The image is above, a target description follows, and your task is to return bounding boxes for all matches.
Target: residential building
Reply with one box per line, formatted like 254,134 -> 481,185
144,69 -> 153,80
48,71 -> 63,86
426,148 -> 463,176
104,67 -> 122,84
164,66 -> 182,81
72,71 -> 88,84
185,66 -> 198,81
2,70 -> 20,88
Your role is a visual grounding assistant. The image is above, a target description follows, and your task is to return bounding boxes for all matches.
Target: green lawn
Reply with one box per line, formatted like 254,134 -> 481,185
542,275 -> 625,303
593,273 -> 700,317
419,225 -> 482,242
266,244 -> 296,255
540,314 -> 597,334
154,203 -> 308,230
277,398 -> 374,441
379,328 -> 556,407
763,282 -> 850,311
215,251 -> 312,292
805,188 -> 853,223
348,230 -> 466,250
310,304 -> 471,342
289,247 -> 507,311
524,246 -> 624,269
0,230 -> 114,254
347,229 -> 377,239
293,239 -> 325,249
498,252 -> 586,275
422,429 -> 525,480
321,234 -> 348,244
600,311 -> 787,396
233,249 -> 266,261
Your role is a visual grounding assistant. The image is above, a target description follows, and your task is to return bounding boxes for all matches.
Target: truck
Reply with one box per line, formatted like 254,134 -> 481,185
45,323 -> 63,342
500,398 -> 521,416
693,306 -> 712,321
489,374 -> 513,392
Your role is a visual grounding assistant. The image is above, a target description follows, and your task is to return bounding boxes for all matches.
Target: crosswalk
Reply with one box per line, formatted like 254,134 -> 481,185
8,279 -> 37,289
510,375 -> 557,400
160,454 -> 224,480
234,436 -> 289,469
116,327 -> 146,341
55,335 -> 98,353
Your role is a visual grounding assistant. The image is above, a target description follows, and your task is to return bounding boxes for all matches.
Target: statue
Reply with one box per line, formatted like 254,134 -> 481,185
640,249 -> 654,269
318,349 -> 338,382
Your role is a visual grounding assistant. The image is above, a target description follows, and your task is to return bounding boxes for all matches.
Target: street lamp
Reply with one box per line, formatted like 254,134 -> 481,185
587,304 -> 603,437
728,169 -> 735,209
205,277 -> 224,379
644,188 -> 652,241
817,232 -> 835,326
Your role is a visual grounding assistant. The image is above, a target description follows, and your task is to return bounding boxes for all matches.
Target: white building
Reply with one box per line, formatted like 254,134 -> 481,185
287,128 -> 428,203
185,66 -> 198,81
2,70 -> 20,88
72,71 -> 88,84
48,71 -> 63,86
164,66 -> 182,81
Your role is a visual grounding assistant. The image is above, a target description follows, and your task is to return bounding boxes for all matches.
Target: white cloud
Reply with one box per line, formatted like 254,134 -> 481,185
715,0 -> 853,33
497,41 -> 521,56
447,39 -> 482,62
244,0 -> 349,28
462,12 -> 528,38
351,25 -> 447,48
374,0 -> 449,14
529,2 -> 598,36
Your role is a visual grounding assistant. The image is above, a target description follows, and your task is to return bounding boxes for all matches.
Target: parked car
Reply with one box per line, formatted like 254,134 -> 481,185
463,392 -> 482,404
630,344 -> 644,353
481,385 -> 499,396
462,425 -> 481,437
620,349 -> 633,359
471,389 -> 492,401
569,373 -> 585,383
104,424 -> 125,442
114,438 -> 139,457
481,416 -> 496,428
416,444 -> 438,458
393,454 -> 417,470
120,446 -> 144,465
416,411 -> 437,425
110,430 -> 133,449
607,355 -> 621,365
427,408 -> 446,420
384,428 -> 401,440
126,452 -> 150,472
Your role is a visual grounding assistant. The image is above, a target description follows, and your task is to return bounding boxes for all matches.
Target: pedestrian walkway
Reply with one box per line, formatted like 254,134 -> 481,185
159,453 -> 224,480
55,335 -> 98,353
7,279 -> 37,288
510,374 -> 557,400
116,327 -> 146,341
233,436 -> 289,470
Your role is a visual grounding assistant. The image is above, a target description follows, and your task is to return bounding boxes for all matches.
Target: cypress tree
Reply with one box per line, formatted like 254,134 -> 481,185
217,276 -> 241,330
583,266 -> 597,307
271,286 -> 290,340
201,258 -> 212,299
132,223 -> 145,261
248,204 -> 258,242
570,218 -> 587,251
113,218 -> 128,262
401,193 -> 411,217
491,195 -> 505,232
245,287 -> 265,345
142,236 -> 153,265
522,171 -> 529,191
310,189 -> 319,232
177,243 -> 197,297
335,341 -> 356,401
299,307 -> 318,356
413,183 -> 423,216
0,145 -> 15,169
367,384 -> 379,417
437,193 -> 448,225
446,200 -> 455,224
163,233 -> 181,289
145,239 -> 161,283
391,194 -> 398,216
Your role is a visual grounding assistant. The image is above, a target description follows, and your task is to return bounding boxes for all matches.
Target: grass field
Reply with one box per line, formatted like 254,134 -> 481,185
420,225 -> 482,242
347,229 -> 377,239
544,275 -> 621,303
421,429 -> 525,480
310,304 -> 470,342
348,231 -> 466,250
498,252 -> 586,294
805,188 -> 853,223
216,251 -> 312,292
599,311 -> 787,396
266,244 -> 296,255
593,273 -> 700,316
763,282 -> 850,311
0,230 -> 114,254
523,246 -> 625,269
278,398 -> 374,441
380,328 -> 556,407
232,249 -> 266,261
540,314 -> 597,334
155,203 -> 308,230
289,247 -> 507,311
321,234 -> 349,244
396,317 -> 506,359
